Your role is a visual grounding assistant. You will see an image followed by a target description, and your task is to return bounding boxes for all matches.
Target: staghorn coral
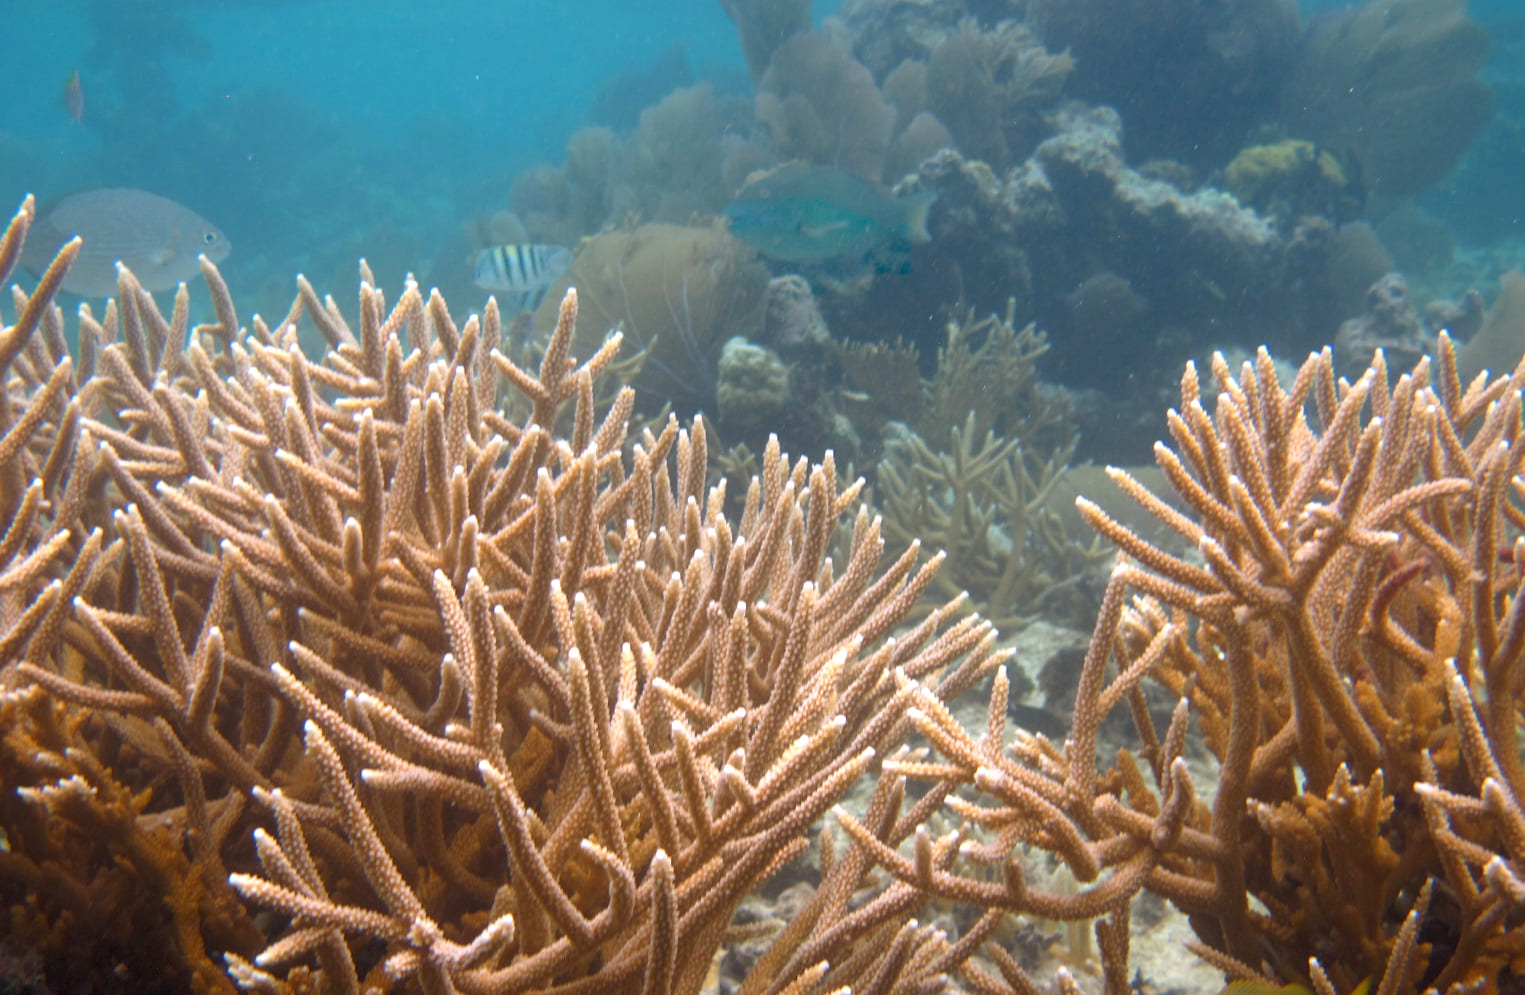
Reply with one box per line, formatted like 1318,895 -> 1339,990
875,415 -> 1104,632
843,304 -> 1103,632
0,688 -> 261,994
14,165 -> 1525,992
840,341 -> 1525,992
0,195 -> 1027,993
834,299 -> 1073,459
916,301 -> 1075,458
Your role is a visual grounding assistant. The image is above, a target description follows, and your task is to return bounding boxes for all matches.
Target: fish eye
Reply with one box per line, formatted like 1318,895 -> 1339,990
203,230 -> 217,244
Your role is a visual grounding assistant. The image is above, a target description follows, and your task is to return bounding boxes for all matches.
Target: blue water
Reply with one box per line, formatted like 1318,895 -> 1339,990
2,0 -> 781,312
4,1 -> 758,167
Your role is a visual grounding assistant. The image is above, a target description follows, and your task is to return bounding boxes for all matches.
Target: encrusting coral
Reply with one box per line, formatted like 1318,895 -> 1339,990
0,195 -> 1032,993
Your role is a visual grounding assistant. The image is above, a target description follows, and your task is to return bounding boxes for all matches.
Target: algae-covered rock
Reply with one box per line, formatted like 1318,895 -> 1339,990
1222,139 -> 1360,222
532,221 -> 769,414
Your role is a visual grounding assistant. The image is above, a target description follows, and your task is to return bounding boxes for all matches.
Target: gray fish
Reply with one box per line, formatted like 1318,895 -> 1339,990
21,188 -> 231,297
472,243 -> 572,313
723,163 -> 934,264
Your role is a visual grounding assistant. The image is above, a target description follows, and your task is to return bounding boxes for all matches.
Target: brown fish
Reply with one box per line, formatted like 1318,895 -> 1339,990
21,188 -> 231,297
63,69 -> 84,124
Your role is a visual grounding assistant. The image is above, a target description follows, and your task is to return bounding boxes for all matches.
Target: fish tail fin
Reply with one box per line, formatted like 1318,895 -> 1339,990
900,191 -> 937,245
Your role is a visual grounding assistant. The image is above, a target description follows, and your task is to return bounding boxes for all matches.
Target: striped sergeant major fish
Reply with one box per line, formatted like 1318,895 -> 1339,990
471,243 -> 572,312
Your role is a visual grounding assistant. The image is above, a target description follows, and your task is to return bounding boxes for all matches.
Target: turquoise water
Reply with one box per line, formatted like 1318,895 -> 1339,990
3,1 -> 770,310
4,1 -> 753,168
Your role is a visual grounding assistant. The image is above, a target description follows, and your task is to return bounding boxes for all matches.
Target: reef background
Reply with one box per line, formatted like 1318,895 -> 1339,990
1,0 -> 1522,470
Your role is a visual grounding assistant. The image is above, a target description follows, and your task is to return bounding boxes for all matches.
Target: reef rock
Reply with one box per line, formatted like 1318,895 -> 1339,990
761,274 -> 832,352
1031,105 -> 1278,281
717,337 -> 792,432
1334,273 -> 1430,377
849,103 -> 1338,399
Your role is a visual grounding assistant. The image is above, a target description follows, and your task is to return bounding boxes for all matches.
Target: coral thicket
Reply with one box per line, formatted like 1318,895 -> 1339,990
0,197 -> 1018,993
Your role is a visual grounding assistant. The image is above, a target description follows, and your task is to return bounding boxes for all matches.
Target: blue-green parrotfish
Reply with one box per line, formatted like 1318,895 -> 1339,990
723,163 -> 935,264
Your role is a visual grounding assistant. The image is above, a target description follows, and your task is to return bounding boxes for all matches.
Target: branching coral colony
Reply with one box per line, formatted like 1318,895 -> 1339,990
0,193 -> 1026,994
5,176 -> 1525,995
840,336 -> 1525,991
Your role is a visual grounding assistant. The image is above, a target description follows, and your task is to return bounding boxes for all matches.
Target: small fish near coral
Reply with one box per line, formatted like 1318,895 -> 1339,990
722,162 -> 934,266
471,242 -> 572,313
19,188 -> 230,298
